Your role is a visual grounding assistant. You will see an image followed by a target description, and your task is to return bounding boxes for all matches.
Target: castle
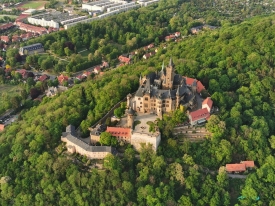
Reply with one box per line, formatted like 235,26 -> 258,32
62,58 -> 213,158
131,58 -> 196,115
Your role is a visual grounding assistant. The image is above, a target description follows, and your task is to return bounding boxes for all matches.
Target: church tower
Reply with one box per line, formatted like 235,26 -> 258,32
163,58 -> 175,89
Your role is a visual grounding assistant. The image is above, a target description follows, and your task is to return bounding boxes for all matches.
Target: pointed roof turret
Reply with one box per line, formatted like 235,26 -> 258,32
168,89 -> 171,98
161,61 -> 164,71
176,86 -> 180,96
169,57 -> 173,67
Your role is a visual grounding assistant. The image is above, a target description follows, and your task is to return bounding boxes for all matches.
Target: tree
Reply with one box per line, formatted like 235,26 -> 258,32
21,89 -> 28,100
30,88 -> 40,99
64,47 -> 72,56
100,132 -> 118,146
10,96 -> 21,109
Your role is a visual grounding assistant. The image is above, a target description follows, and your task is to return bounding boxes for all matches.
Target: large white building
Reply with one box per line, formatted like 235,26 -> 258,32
28,11 -> 87,29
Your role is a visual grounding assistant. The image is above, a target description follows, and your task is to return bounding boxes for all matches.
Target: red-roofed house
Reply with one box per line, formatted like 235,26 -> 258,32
58,74 -> 69,84
0,124 -> 4,132
102,61 -> 109,68
165,34 -> 176,42
240,161 -> 255,169
0,36 -> 10,43
94,66 -> 101,74
184,76 -> 196,86
175,32 -> 181,37
106,126 -> 131,143
12,35 -> 21,42
17,69 -> 27,78
189,108 -> 210,126
202,97 -> 213,113
118,55 -> 131,64
38,74 -> 49,82
76,75 -> 85,81
0,23 -> 15,31
82,71 -> 91,77
143,51 -> 156,60
196,80 -> 205,93
226,164 -> 246,173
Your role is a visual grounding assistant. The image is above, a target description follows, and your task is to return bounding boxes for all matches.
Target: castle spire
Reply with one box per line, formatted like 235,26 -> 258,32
169,57 -> 173,67
176,85 -> 180,96
161,60 -> 164,71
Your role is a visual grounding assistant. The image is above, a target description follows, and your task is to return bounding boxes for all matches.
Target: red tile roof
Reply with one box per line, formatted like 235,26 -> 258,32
17,69 -> 27,77
241,161 -> 255,168
118,55 -> 130,64
0,36 -> 10,43
226,164 -> 246,172
189,108 -> 210,122
106,127 -> 131,138
58,74 -> 69,83
15,14 -> 30,22
184,76 -> 196,86
202,97 -> 213,109
0,23 -> 14,30
16,22 -> 48,35
94,66 -> 101,73
0,124 -> 4,131
197,80 -> 205,93
38,74 -> 48,82
82,71 -> 91,77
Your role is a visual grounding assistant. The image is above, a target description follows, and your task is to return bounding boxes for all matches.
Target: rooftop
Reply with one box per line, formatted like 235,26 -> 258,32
226,163 -> 246,172
189,108 -> 210,122
106,126 -> 131,138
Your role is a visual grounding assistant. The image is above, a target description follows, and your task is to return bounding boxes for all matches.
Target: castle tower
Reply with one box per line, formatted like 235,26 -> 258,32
176,86 -> 180,108
127,107 -> 135,128
163,57 -> 175,89
126,94 -> 132,108
139,74 -> 143,86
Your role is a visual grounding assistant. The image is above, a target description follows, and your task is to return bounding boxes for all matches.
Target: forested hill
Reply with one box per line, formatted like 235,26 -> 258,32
1,14 -> 275,205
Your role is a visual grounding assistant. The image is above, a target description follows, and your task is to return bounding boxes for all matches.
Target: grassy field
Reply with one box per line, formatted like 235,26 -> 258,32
0,84 -> 23,115
19,1 -> 47,9
0,15 -> 18,20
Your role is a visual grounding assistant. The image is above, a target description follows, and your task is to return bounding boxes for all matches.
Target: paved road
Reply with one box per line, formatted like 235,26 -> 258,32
228,174 -> 247,179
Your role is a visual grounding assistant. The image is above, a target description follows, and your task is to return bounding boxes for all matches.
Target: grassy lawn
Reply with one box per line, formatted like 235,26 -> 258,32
0,84 -> 23,115
0,15 -> 18,20
20,1 -> 47,9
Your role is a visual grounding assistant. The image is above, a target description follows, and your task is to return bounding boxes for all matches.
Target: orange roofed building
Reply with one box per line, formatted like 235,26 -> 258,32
58,74 -> 69,84
0,124 -> 4,132
226,161 -> 255,173
189,108 -> 210,125
226,164 -> 246,173
106,127 -> 131,143
202,97 -> 213,113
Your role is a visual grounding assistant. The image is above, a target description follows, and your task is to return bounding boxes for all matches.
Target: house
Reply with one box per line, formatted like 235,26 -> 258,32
189,108 -> 210,126
0,23 -> 14,32
19,43 -> 44,56
61,125 -> 116,159
143,51 -> 155,59
38,74 -> 49,82
82,71 -> 91,77
165,34 -> 175,42
12,35 -> 20,42
20,32 -> 33,41
17,69 -> 28,78
240,161 -> 255,169
76,75 -> 85,81
175,32 -> 181,37
94,66 -> 101,74
46,86 -> 58,97
226,161 -> 255,173
144,43 -> 154,50
226,164 -> 246,173
202,97 -> 213,113
57,74 -> 69,84
0,36 -> 10,43
16,22 -> 48,35
0,124 -> 4,132
118,55 -> 131,64
101,61 -> 109,68
106,127 -> 131,143
190,26 -> 203,34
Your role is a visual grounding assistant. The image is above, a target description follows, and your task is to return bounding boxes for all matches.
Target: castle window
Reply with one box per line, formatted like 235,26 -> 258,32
166,104 -> 169,107
144,103 -> 148,107
140,102 -> 142,104
138,98 -> 141,100
145,97 -> 148,101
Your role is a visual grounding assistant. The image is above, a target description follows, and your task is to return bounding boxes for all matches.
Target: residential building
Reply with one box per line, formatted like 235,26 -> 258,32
16,22 -> 48,35
0,124 -> 4,132
202,97 -> 213,113
0,36 -> 10,43
12,35 -> 20,42
0,23 -> 15,32
189,108 -> 210,125
226,161 -> 255,173
106,126 -> 131,143
57,74 -> 69,84
118,55 -> 131,64
19,43 -> 44,56
94,66 -> 101,74
38,74 -> 49,82
226,163 -> 246,173
61,125 -> 116,159
143,51 -> 155,59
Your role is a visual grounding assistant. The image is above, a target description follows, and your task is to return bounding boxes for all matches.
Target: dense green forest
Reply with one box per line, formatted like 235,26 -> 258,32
1,1 -> 275,205
1,13 -> 275,205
